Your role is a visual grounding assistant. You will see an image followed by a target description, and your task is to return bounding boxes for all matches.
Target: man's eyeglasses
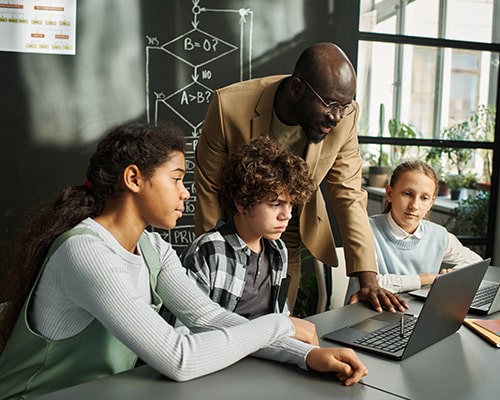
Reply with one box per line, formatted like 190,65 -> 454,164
299,78 -> 355,117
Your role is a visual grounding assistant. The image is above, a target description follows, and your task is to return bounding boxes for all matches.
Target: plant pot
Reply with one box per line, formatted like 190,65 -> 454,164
450,189 -> 460,200
477,182 -> 491,192
464,188 -> 478,199
450,188 -> 468,201
368,166 -> 390,187
438,180 -> 450,197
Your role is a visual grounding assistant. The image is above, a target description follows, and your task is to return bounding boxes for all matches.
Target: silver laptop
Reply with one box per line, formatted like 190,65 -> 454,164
409,263 -> 500,315
323,259 -> 490,360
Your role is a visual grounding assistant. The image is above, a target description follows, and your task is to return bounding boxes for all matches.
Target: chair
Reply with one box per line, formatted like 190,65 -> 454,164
313,247 -> 348,313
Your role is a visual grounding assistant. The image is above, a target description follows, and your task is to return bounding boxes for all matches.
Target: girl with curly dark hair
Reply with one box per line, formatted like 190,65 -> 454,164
0,125 -> 366,399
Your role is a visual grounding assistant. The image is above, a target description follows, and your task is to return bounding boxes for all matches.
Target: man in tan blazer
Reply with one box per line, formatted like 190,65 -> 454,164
194,42 -> 407,313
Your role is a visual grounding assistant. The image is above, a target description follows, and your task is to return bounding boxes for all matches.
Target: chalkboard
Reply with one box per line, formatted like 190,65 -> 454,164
143,0 -> 319,252
0,0 -> 353,254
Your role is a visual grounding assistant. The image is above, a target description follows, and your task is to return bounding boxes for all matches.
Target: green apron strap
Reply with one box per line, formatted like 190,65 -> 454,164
138,233 -> 162,308
47,227 -> 99,258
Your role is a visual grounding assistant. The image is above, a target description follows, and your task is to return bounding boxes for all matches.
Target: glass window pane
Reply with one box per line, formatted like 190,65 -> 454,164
358,0 -> 497,249
361,143 -> 493,197
446,0 -> 497,43
359,0 -> 498,44
356,41 -> 497,142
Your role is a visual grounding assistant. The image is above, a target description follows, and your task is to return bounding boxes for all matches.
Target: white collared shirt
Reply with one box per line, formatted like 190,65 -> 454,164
375,212 -> 483,292
346,212 -> 483,298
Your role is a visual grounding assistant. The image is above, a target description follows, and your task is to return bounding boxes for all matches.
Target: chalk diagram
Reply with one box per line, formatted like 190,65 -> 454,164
145,0 -> 254,251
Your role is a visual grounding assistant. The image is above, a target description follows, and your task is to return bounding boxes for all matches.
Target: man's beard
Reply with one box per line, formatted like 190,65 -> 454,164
304,128 -> 327,144
303,120 -> 336,143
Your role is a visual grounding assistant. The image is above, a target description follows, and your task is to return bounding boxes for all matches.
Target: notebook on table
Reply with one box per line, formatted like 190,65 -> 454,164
463,318 -> 500,348
409,261 -> 499,315
322,259 -> 490,360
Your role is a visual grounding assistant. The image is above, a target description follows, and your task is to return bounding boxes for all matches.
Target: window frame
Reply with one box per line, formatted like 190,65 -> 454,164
354,5 -> 500,257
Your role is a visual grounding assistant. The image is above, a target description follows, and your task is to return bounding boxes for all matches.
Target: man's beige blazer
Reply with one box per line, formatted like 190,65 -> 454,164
194,75 -> 377,275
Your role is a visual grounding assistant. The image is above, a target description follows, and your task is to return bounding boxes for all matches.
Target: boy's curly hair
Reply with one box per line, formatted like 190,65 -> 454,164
218,137 -> 316,216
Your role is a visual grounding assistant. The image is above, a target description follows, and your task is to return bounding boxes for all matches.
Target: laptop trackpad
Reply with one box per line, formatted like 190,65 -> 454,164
353,313 -> 400,332
353,318 -> 391,333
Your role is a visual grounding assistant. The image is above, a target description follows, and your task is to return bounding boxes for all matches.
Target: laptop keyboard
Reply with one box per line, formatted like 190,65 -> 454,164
471,282 -> 500,308
354,315 -> 417,353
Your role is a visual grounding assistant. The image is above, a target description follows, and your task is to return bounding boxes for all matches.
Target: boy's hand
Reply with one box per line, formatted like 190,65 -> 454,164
306,347 -> 368,386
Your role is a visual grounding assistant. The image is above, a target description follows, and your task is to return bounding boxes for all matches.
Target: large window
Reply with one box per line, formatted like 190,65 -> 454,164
356,0 -> 500,257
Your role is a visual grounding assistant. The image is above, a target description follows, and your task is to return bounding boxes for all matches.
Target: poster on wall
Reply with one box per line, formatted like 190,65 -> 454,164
0,0 -> 76,55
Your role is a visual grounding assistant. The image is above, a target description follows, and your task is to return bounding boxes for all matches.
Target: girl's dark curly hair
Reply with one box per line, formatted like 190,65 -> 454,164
0,121 -> 185,352
218,137 -> 316,216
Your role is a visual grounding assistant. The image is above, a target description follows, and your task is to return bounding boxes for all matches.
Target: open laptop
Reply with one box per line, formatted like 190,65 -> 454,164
323,259 -> 490,360
409,262 -> 499,315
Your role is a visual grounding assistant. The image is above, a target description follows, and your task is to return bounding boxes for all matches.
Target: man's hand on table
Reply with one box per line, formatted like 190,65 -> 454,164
348,271 -> 408,312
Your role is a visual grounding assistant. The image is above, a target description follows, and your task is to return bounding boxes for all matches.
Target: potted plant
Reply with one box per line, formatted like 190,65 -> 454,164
368,160 -> 390,187
425,148 -> 449,196
469,104 -> 495,188
427,105 -> 494,186
462,172 -> 478,199
427,123 -> 474,176
446,174 -> 465,200
387,118 -> 420,165
445,191 -> 489,257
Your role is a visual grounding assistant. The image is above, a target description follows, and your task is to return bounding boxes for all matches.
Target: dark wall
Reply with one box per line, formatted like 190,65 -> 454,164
0,0 -> 357,254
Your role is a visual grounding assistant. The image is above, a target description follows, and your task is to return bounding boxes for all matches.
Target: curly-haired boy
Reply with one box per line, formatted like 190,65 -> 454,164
181,137 -> 315,318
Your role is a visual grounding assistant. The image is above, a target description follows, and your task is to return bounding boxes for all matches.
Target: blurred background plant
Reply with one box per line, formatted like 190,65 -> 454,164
425,104 -> 495,183
446,191 -> 489,257
387,118 -> 420,166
